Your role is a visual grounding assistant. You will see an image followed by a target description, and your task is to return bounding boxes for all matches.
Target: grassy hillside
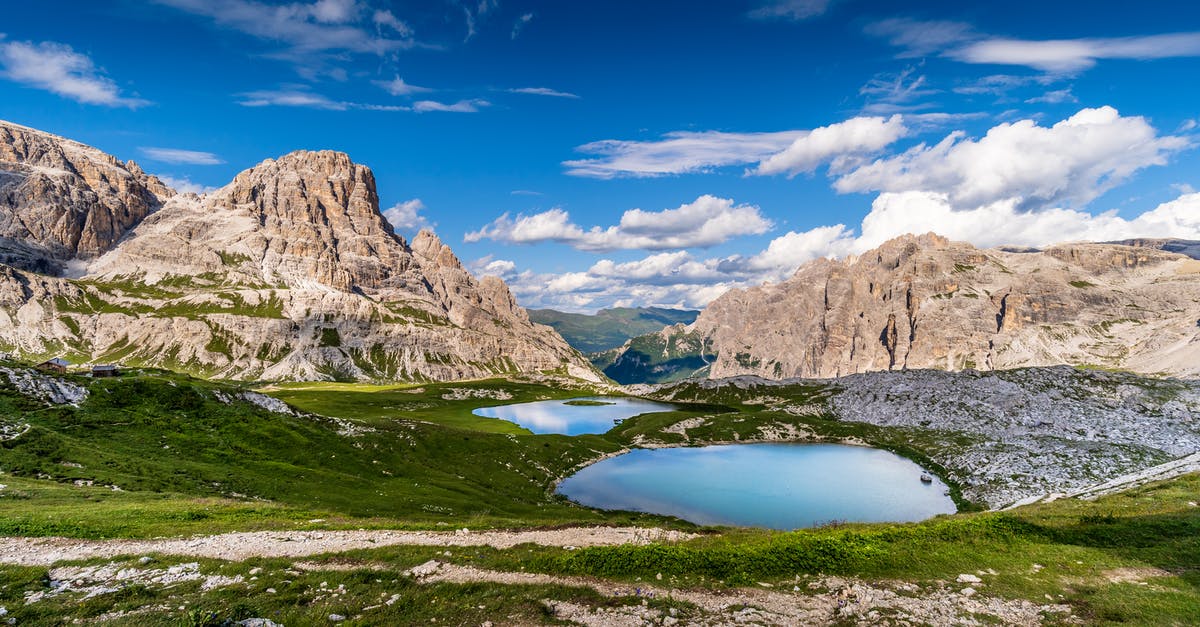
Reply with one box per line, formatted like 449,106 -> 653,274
593,326 -> 714,384
0,369 -> 681,534
528,307 -> 699,352
1,364 -> 1198,624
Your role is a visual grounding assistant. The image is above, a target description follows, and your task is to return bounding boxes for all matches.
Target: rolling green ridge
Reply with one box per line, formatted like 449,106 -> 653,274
528,306 -> 699,352
591,326 -> 714,384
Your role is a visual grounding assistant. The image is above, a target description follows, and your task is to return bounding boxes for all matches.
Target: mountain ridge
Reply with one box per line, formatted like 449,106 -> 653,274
527,306 -> 700,353
0,121 -> 597,382
604,233 -> 1200,382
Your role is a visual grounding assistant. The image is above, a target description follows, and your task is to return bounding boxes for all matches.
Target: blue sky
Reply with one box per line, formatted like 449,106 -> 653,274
2,0 -> 1199,311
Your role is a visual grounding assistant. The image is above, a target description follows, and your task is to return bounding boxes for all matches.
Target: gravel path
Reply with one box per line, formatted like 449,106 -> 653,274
0,527 -> 695,567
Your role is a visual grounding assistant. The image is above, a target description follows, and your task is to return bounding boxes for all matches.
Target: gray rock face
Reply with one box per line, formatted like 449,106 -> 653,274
690,233 -> 1200,379
0,121 -> 171,273
0,123 -> 595,383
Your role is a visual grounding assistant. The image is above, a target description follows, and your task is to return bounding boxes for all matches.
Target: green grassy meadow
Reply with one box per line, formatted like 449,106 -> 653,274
0,366 -> 1197,624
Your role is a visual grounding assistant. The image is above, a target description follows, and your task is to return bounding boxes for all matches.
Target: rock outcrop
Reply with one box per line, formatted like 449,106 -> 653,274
0,121 -> 171,273
0,123 -> 596,382
617,233 -> 1200,380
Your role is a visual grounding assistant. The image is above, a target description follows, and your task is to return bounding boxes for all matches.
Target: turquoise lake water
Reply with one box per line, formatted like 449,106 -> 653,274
471,396 -> 674,435
557,443 -> 957,529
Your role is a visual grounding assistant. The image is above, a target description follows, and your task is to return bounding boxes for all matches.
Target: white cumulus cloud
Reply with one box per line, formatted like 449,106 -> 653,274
383,198 -> 432,233
158,175 -> 218,195
834,107 -> 1189,211
854,191 -> 1200,251
465,195 -> 773,252
755,115 -> 908,176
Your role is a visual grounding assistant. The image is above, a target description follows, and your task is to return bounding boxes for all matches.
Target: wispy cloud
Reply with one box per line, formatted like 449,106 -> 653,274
412,98 -> 489,113
0,39 -> 149,108
511,12 -> 534,40
748,0 -> 832,21
951,33 -> 1200,73
154,0 -> 415,55
1024,88 -> 1077,104
507,87 -> 579,99
238,88 -> 348,110
865,18 -> 976,58
373,75 -> 432,96
952,73 -> 1056,97
867,19 -> 1200,74
140,147 -> 224,165
237,87 -> 407,111
462,0 -> 498,41
564,130 -> 806,178
564,116 -> 908,179
858,65 -> 940,114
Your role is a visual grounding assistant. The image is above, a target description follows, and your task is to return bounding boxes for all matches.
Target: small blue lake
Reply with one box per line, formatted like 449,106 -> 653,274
472,396 -> 674,435
557,443 -> 957,529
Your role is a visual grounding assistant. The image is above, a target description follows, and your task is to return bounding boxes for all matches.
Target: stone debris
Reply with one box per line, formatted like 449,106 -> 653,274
830,367 -> 1200,507
439,388 -> 514,401
22,562 -> 243,606
417,561 -> 1071,627
0,366 -> 88,406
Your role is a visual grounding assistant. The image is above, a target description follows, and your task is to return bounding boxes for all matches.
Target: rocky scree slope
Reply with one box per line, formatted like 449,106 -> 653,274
612,233 -> 1200,381
0,121 -> 594,382
646,367 -> 1200,508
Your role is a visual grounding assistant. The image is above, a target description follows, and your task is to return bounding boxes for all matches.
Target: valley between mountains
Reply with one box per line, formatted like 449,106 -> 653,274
0,120 -> 1198,625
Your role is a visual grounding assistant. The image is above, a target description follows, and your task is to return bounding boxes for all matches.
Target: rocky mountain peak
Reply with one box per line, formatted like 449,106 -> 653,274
0,120 -> 172,273
187,149 -> 416,292
0,121 -> 596,383
688,233 -> 1200,379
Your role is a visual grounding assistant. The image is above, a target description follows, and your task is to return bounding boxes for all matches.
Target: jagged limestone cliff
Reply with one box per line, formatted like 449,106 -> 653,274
0,121 -> 172,273
612,234 -> 1200,381
0,121 -> 597,382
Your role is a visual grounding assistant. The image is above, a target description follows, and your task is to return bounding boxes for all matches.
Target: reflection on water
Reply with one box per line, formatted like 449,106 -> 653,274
558,443 -> 957,529
471,396 -> 674,435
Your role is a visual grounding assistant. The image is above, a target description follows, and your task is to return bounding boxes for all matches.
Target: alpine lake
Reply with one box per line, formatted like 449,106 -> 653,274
473,397 -> 957,529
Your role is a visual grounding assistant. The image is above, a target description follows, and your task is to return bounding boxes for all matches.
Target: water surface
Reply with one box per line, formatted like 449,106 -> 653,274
472,396 -> 674,435
557,443 -> 956,529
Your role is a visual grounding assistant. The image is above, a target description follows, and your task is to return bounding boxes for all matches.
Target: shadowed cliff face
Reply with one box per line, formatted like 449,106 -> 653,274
0,122 -> 596,383
0,121 -> 172,273
688,233 -> 1200,379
